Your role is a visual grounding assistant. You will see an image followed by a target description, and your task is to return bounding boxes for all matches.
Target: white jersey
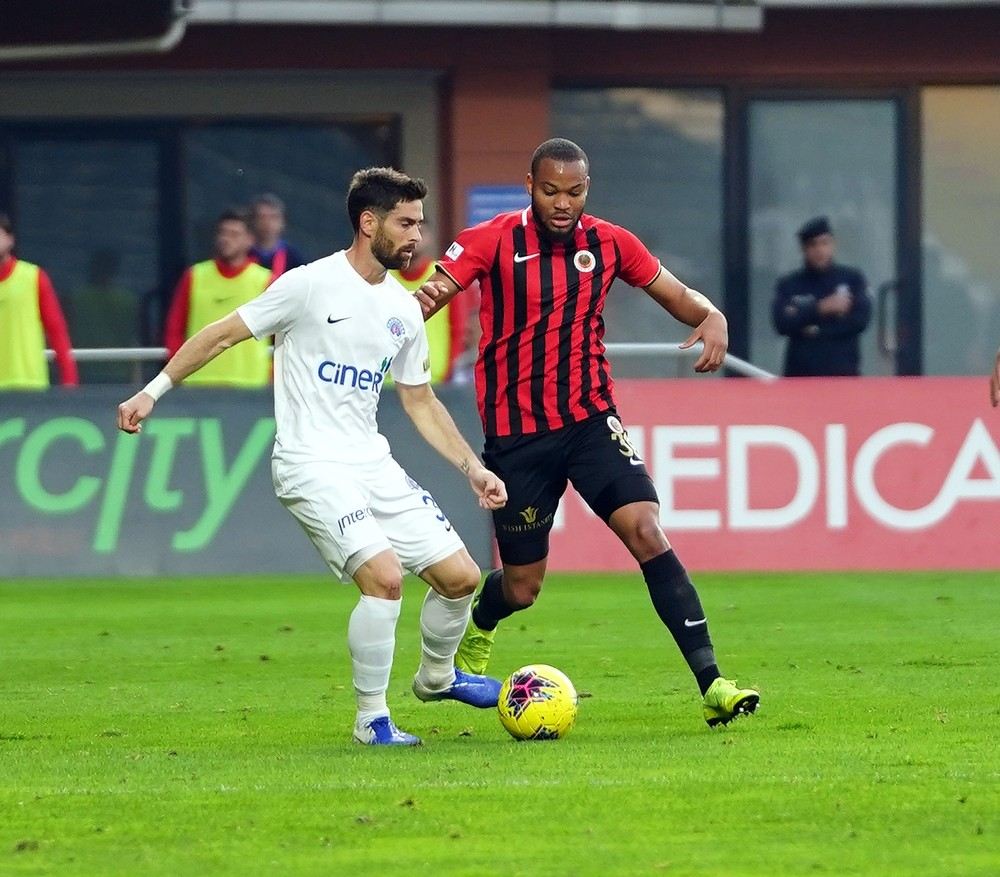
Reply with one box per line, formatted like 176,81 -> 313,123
237,250 -> 430,465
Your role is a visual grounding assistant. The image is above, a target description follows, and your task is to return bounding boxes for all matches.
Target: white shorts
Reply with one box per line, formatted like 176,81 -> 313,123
271,455 -> 466,582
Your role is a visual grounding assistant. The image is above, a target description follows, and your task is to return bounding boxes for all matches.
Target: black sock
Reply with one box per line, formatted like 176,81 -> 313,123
471,569 -> 518,632
640,550 -> 721,696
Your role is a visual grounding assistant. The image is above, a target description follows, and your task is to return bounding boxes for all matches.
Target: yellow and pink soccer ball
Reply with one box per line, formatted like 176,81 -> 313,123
497,664 -> 578,740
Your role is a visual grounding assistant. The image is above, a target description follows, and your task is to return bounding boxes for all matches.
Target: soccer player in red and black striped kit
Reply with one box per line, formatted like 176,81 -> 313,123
418,139 -> 759,726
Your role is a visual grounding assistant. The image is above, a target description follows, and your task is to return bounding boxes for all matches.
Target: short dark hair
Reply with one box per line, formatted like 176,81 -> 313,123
347,167 -> 428,233
216,208 -> 252,231
531,138 -> 589,176
252,193 -> 285,214
0,212 -> 12,234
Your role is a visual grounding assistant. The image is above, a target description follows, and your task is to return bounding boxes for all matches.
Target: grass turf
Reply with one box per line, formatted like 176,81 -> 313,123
1,572 -> 998,876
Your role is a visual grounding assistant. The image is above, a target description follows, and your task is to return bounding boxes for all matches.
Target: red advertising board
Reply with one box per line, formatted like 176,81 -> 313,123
546,377 -> 999,571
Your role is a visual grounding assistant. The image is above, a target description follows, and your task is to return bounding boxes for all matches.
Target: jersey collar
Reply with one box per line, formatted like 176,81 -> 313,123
0,255 -> 16,282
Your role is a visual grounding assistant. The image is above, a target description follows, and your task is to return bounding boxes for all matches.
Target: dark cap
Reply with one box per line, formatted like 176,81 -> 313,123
797,216 -> 832,243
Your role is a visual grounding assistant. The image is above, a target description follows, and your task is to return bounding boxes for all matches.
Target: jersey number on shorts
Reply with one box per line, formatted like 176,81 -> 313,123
422,494 -> 453,532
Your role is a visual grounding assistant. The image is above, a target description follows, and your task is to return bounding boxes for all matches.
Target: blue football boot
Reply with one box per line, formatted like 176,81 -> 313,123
353,715 -> 422,746
412,668 -> 502,709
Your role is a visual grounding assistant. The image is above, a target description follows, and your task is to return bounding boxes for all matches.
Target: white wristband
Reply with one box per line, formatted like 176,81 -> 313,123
142,372 -> 173,401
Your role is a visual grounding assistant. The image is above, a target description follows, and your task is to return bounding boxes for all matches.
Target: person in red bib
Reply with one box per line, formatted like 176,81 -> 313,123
0,212 -> 78,390
164,209 -> 273,387
250,193 -> 307,278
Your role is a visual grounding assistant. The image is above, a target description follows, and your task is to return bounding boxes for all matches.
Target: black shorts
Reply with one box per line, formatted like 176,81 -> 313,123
483,410 -> 658,566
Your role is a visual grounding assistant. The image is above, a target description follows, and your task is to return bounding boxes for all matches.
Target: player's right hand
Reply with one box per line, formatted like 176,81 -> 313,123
415,281 -> 450,317
117,392 -> 155,434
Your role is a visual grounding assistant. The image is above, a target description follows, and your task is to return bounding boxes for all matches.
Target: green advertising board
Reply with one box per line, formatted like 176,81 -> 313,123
0,386 -> 492,576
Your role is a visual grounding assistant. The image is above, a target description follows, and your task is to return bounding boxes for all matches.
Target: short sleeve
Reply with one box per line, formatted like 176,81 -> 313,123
391,306 -> 432,386
436,220 -> 503,290
611,224 -> 662,288
237,265 -> 310,338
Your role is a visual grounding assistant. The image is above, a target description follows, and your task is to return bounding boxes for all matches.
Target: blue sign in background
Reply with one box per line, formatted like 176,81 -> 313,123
466,185 -> 530,226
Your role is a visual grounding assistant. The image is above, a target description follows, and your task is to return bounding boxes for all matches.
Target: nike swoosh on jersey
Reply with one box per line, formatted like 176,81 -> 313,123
513,252 -> 539,263
683,618 -> 707,627
327,316 -> 351,324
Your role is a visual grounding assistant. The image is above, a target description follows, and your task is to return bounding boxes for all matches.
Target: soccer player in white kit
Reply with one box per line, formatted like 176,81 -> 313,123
117,168 -> 508,746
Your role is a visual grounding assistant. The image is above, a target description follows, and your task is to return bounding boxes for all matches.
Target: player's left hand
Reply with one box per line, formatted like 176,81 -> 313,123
680,310 -> 729,373
468,465 -> 507,510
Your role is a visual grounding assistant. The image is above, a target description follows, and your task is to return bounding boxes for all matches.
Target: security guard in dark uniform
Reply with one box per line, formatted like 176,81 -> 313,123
772,217 -> 872,377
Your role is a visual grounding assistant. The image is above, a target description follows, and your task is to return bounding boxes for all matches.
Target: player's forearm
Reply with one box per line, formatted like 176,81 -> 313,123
668,286 -> 724,329
162,318 -> 244,385
403,392 -> 481,474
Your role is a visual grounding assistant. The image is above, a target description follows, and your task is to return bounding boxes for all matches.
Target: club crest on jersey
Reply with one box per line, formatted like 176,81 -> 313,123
574,250 -> 596,273
387,317 -> 406,338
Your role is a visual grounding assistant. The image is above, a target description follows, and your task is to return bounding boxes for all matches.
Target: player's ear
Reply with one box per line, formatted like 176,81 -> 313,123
525,173 -> 533,195
358,209 -> 378,239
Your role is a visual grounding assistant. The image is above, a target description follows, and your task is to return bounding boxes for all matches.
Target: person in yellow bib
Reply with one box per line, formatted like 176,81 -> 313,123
0,212 -> 78,390
390,222 -> 469,384
164,209 -> 273,387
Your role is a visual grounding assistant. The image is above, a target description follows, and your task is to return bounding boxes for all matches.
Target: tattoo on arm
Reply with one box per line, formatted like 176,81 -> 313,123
460,458 -> 472,475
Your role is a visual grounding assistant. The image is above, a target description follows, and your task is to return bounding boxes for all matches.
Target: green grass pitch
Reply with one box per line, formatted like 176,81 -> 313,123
2,572 -> 998,876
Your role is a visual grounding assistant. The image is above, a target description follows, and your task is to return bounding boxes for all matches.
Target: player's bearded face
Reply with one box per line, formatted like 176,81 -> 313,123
529,158 -> 589,242
371,207 -> 421,270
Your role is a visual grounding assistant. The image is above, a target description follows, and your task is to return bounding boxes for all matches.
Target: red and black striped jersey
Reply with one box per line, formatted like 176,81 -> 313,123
437,208 -> 661,437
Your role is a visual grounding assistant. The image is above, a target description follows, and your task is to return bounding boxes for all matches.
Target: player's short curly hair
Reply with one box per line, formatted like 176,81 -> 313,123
530,138 -> 589,176
216,207 -> 252,231
347,167 -> 427,233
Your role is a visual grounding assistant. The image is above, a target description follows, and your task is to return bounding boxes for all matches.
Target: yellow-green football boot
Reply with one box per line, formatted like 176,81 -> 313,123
702,677 -> 760,727
454,614 -> 496,675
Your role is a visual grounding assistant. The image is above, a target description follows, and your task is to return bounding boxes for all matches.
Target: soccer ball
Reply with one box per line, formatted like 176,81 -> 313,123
497,664 -> 578,740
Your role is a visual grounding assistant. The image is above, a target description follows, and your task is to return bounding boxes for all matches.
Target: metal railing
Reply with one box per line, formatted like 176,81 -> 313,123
47,344 -> 776,380
604,343 -> 776,380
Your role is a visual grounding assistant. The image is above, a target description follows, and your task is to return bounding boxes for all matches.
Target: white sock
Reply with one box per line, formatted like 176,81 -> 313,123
416,589 -> 474,690
348,594 -> 401,725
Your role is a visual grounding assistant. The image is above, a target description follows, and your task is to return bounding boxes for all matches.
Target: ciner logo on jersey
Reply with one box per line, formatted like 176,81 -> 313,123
316,360 -> 386,393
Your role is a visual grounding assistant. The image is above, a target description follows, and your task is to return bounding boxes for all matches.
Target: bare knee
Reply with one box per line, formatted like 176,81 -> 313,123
623,515 -> 670,563
367,570 -> 403,601
421,549 -> 482,599
503,571 -> 542,610
354,551 -> 405,600
436,557 -> 481,599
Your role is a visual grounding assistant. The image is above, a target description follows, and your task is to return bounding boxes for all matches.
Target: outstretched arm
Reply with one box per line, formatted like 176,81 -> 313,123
117,311 -> 253,433
396,381 -> 507,510
642,266 -> 728,373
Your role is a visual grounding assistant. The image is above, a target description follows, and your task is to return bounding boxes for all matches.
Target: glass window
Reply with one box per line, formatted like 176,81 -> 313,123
921,87 -> 1000,376
12,137 -> 160,383
747,100 -> 898,376
552,88 -> 725,377
183,121 -> 398,263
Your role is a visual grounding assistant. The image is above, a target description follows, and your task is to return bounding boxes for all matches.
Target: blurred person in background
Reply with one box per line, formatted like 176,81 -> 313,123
71,248 -> 138,384
164,208 -> 272,387
772,216 -> 872,377
0,212 -> 78,390
389,220 -> 469,383
250,193 -> 307,278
